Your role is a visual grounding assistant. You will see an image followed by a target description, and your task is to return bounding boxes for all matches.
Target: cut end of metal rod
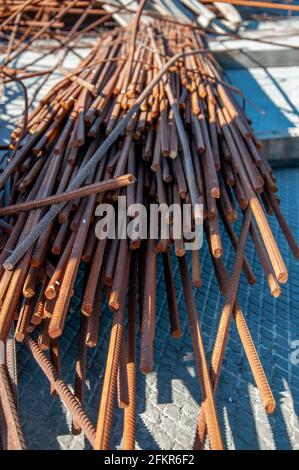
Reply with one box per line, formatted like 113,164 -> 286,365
128,174 -> 137,184
175,247 -> 185,257
15,332 -> 25,343
31,258 -> 41,268
81,305 -> 92,316
23,288 -> 35,298
248,276 -> 257,286
265,401 -> 276,414
271,286 -> 281,298
277,272 -> 288,284
118,400 -> 129,409
31,316 -> 43,326
86,338 -> 97,348
130,239 -> 141,250
71,423 -> 82,436
193,280 -> 202,289
48,326 -> 62,339
211,188 -> 220,199
172,330 -> 182,339
109,300 -> 120,312
213,248 -> 223,258
104,276 -> 113,287
51,246 -> 61,255
45,286 -> 56,300
3,261 -> 13,271
140,363 -> 153,374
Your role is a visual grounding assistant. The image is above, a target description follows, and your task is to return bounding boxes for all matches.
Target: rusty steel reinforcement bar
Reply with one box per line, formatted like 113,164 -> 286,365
0,174 -> 135,216
26,336 -> 96,446
0,363 -> 26,450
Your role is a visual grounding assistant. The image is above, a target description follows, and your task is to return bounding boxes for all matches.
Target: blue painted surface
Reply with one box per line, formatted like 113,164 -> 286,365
226,67 -> 299,135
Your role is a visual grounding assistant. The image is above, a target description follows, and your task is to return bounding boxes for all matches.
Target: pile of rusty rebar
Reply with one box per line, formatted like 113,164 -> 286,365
0,16 -> 298,451
0,0 -> 124,86
0,0 -> 116,37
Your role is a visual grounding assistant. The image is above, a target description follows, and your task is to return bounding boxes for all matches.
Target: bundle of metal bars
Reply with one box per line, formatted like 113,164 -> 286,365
0,16 -> 298,451
0,0 -> 114,56
0,0 -> 115,35
0,0 -> 124,95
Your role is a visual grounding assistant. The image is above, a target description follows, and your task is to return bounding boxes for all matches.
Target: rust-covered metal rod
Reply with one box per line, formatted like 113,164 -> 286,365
0,363 -> 26,450
0,174 -> 136,217
26,335 -> 96,446
94,249 -> 131,450
179,256 -> 224,450
123,253 -> 137,450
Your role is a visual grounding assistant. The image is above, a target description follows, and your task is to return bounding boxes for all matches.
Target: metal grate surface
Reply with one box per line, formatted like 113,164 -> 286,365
17,167 -> 299,450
